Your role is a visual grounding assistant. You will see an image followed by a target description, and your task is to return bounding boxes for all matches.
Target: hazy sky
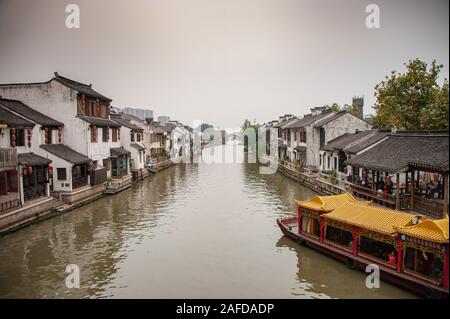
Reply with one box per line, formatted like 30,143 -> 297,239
0,0 -> 448,129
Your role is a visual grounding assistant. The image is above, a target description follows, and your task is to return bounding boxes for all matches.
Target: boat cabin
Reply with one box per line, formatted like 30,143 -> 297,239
321,201 -> 448,290
296,193 -> 365,240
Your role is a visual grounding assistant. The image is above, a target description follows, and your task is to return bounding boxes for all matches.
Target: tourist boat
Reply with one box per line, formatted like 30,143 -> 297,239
277,193 -> 449,298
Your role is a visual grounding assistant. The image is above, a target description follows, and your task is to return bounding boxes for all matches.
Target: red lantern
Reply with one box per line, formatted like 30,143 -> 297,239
23,167 -> 28,176
27,166 -> 33,174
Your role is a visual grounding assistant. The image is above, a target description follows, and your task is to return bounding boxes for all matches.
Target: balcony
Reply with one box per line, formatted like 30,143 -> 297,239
0,148 -> 18,170
345,182 -> 445,219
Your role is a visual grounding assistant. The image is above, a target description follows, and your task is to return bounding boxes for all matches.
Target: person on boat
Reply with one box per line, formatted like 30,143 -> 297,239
348,240 -> 354,249
388,251 -> 397,266
147,158 -> 154,168
386,176 -> 394,194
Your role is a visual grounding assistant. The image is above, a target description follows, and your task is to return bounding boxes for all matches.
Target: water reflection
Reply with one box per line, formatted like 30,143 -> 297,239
0,143 -> 415,298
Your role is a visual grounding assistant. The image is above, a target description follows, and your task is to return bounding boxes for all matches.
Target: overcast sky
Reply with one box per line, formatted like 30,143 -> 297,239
0,0 -> 448,129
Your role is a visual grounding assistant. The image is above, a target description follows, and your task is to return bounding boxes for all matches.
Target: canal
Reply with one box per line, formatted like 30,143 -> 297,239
0,143 -> 415,298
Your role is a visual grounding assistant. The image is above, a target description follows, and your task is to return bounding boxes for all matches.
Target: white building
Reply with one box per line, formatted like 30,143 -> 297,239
0,73 -> 132,197
111,113 -> 147,179
281,108 -> 372,169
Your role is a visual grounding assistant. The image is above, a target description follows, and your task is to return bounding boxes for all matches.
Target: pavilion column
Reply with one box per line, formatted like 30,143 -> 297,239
371,170 -> 375,193
410,169 -> 415,210
444,174 -> 448,217
351,166 -> 355,184
319,217 -> 324,243
297,205 -> 302,235
444,246 -> 449,289
397,237 -> 403,273
395,173 -> 400,210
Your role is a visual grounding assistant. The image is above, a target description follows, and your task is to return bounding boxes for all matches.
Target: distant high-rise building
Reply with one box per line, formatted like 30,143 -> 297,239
352,96 -> 364,119
158,116 -> 170,125
122,107 -> 153,121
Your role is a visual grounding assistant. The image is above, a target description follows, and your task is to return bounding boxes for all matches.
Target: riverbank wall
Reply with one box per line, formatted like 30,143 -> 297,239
0,159 -> 182,236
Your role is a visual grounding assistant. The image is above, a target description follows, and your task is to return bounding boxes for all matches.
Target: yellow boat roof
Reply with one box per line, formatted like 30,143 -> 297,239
296,193 -> 360,212
323,201 -> 415,236
394,216 -> 449,244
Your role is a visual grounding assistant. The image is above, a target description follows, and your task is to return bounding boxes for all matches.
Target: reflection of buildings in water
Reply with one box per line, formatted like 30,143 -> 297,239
242,162 -> 318,214
0,163 -> 200,298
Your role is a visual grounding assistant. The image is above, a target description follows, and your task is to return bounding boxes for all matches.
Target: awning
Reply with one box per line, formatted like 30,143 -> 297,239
40,144 -> 91,165
77,115 -> 121,128
111,147 -> 131,157
18,153 -> 52,166
130,143 -> 146,151
294,146 -> 307,152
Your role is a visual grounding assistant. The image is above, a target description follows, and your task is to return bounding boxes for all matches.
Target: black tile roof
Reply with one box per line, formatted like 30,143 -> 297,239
294,146 -> 307,152
77,115 -> 121,128
321,130 -> 375,152
0,98 -> 63,127
343,130 -> 390,154
111,147 -> 131,157
273,117 -> 295,128
130,143 -> 146,151
18,153 -> 52,166
284,110 -> 335,129
161,122 -> 177,132
40,144 -> 92,165
111,115 -> 143,131
54,73 -> 112,102
345,133 -> 449,173
313,111 -> 349,127
0,107 -> 35,128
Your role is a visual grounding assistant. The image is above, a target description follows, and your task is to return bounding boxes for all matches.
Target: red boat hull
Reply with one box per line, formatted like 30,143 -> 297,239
277,217 -> 448,299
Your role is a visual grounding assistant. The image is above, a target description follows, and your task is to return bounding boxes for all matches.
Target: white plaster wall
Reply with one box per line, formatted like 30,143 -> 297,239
38,152 -> 73,192
324,113 -> 372,145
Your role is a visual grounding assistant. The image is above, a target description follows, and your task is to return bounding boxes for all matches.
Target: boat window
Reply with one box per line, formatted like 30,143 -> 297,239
325,225 -> 353,248
301,216 -> 320,237
403,246 -> 444,282
359,235 -> 396,265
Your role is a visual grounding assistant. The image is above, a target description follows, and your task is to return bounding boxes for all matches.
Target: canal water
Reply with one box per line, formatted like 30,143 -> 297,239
0,143 -> 415,298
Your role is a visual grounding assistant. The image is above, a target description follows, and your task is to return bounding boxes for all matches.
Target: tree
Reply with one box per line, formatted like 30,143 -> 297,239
373,59 -> 449,130
241,119 -> 251,132
199,123 -> 213,132
324,102 -> 361,117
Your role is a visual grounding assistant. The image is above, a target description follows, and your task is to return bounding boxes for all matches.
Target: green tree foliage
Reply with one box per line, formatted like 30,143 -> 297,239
324,102 -> 361,117
199,123 -> 214,132
373,59 -> 449,130
241,119 -> 251,132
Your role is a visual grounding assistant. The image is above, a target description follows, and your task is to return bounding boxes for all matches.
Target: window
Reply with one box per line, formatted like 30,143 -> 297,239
137,132 -> 141,142
10,129 -> 25,147
102,127 -> 108,142
112,128 -> 118,142
359,235 -> 396,264
334,157 -> 338,170
91,127 -> 97,143
319,128 -> 326,147
57,168 -> 67,180
45,128 -> 53,144
103,159 -> 110,171
130,131 -> 135,142
325,225 -> 353,248
404,246 -> 444,281
301,216 -> 320,237
72,164 -> 88,179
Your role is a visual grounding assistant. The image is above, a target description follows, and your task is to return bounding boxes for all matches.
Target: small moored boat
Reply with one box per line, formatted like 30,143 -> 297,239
277,193 -> 449,298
